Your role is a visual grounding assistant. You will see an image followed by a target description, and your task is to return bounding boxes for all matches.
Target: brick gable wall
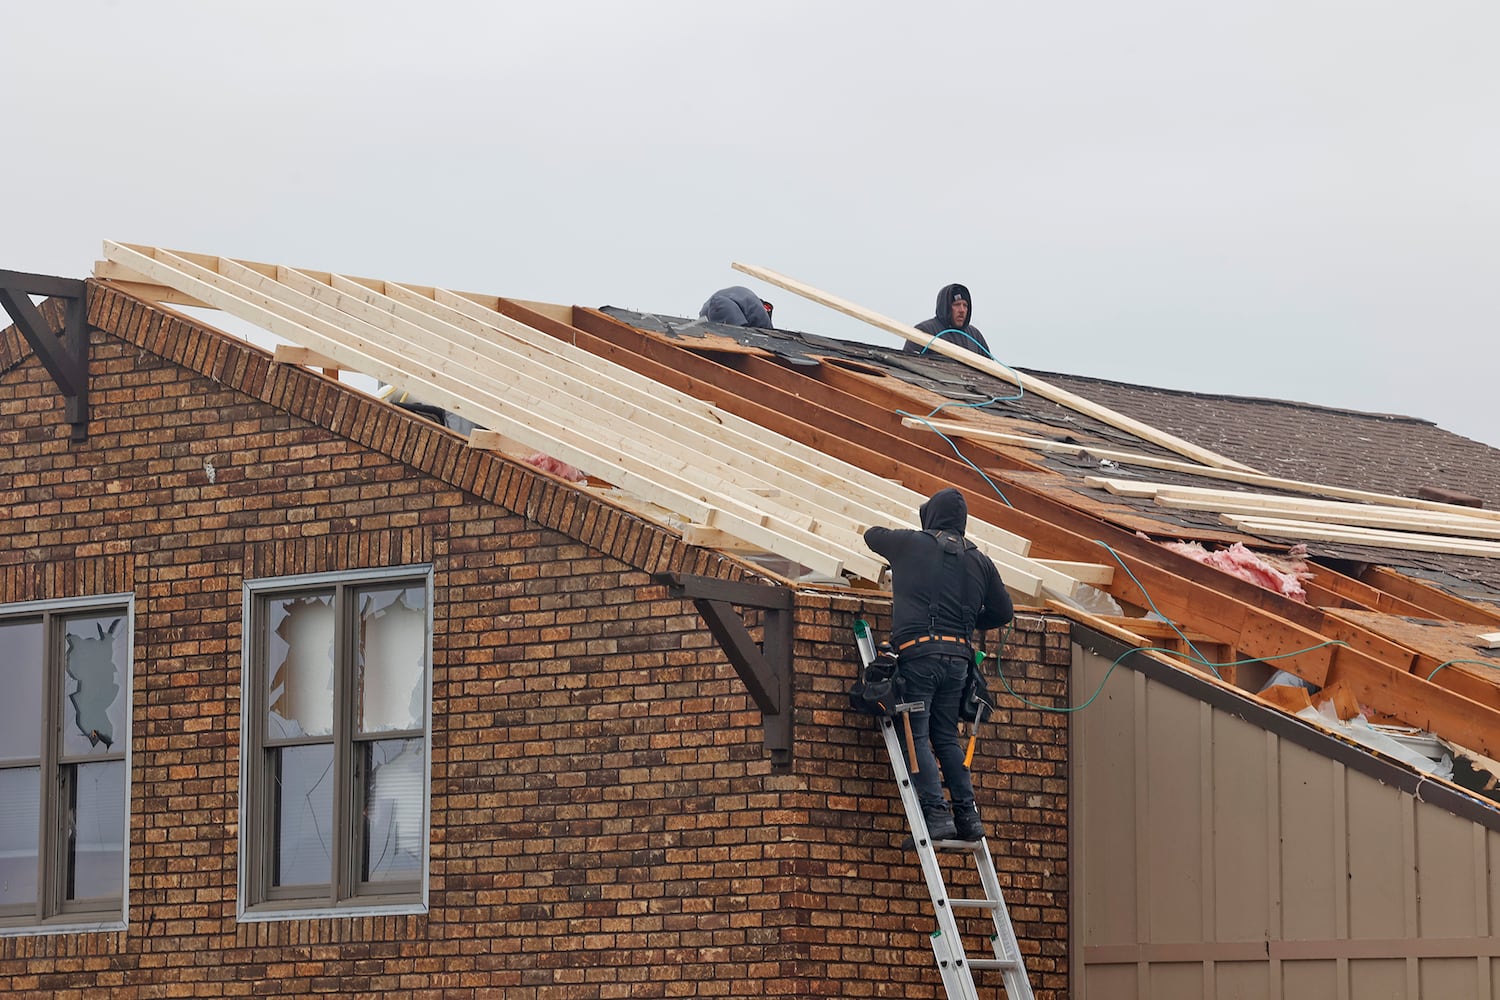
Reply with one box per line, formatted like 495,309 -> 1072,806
0,287 -> 1070,998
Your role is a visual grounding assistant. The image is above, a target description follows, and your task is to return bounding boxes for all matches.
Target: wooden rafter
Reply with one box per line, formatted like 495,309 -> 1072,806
96,244 -> 1118,598
100,242 -> 879,582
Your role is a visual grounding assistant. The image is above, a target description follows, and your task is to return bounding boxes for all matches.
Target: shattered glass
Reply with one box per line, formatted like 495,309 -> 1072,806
60,615 -> 127,757
361,738 -> 424,884
271,743 -> 333,888
355,585 -> 427,734
266,593 -> 335,739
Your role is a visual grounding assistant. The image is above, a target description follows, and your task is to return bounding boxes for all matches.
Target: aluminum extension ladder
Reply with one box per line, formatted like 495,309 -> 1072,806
877,716 -> 1035,999
856,623 -> 1034,1000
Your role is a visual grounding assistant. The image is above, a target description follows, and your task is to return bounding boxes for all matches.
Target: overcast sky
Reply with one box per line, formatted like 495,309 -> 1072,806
6,2 -> 1497,447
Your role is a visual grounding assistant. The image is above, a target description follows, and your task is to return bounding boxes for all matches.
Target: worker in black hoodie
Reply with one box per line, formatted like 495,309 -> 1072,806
863,487 -> 1012,841
904,283 -> 991,357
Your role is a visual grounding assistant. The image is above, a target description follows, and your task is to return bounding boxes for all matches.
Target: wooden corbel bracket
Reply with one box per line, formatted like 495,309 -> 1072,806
0,270 -> 89,440
652,572 -> 795,772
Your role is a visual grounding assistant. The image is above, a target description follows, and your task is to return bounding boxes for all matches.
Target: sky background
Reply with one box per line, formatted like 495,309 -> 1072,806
5,2 -> 1497,447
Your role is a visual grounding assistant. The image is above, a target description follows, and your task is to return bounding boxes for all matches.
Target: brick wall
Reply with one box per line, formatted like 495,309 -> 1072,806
0,290 -> 1071,997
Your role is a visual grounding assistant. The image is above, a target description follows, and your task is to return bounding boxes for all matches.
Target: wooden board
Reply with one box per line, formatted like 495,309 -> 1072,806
733,261 -> 1259,473
1325,609 -> 1500,711
1075,468 -> 1500,525
1223,515 -> 1500,560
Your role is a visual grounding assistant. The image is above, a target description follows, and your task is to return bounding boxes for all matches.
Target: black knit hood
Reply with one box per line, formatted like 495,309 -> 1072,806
934,283 -> 974,330
918,487 -> 968,534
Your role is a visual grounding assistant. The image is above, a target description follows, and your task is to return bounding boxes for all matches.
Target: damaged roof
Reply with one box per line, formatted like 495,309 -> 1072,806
8,245 -> 1500,802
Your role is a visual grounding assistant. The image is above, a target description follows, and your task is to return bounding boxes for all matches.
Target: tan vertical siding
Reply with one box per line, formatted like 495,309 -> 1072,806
1073,639 -> 1500,1000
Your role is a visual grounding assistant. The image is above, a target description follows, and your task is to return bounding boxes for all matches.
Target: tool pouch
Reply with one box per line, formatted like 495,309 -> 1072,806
849,642 -> 903,716
960,658 -> 995,725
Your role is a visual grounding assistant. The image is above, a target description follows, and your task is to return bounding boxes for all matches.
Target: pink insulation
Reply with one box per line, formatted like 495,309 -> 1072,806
1163,540 -> 1312,603
525,453 -> 587,483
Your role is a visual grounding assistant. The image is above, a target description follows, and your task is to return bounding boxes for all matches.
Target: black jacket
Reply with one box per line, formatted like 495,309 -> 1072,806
904,283 -> 991,356
863,488 -> 1012,651
700,286 -> 774,329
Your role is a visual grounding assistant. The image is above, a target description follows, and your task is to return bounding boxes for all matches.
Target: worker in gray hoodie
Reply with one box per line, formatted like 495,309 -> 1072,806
905,283 -> 991,357
700,286 -> 775,329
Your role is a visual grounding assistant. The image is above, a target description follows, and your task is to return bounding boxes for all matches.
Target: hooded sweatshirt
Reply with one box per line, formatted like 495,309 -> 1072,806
863,487 -> 1012,650
700,286 -> 774,329
904,283 -> 991,356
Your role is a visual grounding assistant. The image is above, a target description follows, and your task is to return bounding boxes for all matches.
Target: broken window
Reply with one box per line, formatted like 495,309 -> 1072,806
242,570 -> 431,916
0,600 -> 131,932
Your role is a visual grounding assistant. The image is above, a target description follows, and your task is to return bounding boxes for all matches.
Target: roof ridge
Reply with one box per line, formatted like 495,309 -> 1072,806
1021,367 -> 1433,427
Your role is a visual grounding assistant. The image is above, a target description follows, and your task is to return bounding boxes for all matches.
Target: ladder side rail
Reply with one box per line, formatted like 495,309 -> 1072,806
970,838 -> 1035,999
880,717 -> 982,1000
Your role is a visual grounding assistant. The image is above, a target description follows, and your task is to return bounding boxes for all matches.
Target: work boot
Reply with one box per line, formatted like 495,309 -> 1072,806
923,805 -> 958,841
901,806 -> 959,849
953,802 -> 985,842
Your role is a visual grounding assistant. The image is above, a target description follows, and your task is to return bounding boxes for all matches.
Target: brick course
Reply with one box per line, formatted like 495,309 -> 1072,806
0,286 -> 1071,998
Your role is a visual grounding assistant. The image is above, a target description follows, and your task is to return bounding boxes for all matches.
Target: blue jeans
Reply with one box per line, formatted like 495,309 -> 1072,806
898,651 -> 975,814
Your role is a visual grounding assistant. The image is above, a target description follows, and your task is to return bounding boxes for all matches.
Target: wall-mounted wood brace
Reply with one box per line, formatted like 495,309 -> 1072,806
0,270 -> 88,440
653,572 -> 794,772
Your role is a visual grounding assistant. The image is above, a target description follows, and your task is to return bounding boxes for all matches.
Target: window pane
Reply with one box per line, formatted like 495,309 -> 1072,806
60,614 -> 128,757
66,761 -> 125,902
271,743 -> 334,888
361,739 -> 424,885
356,585 -> 427,734
266,593 -> 335,739
0,620 -> 44,761
0,767 -> 40,908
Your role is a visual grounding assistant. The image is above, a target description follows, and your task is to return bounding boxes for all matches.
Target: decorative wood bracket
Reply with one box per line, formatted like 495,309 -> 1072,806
0,270 -> 89,440
653,572 -> 795,772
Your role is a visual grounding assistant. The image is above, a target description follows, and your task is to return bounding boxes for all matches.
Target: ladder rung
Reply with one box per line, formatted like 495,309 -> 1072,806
950,897 -> 1001,910
969,958 -> 1020,971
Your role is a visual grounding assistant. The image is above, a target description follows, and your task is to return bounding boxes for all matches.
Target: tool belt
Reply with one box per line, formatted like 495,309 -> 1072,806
896,634 -> 968,653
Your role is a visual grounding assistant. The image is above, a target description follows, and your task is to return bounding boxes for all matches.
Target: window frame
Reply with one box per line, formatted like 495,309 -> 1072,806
238,566 -> 433,921
0,594 -> 134,938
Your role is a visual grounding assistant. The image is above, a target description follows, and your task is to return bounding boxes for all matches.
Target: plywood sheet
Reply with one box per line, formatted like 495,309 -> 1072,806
1326,609 -> 1500,691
